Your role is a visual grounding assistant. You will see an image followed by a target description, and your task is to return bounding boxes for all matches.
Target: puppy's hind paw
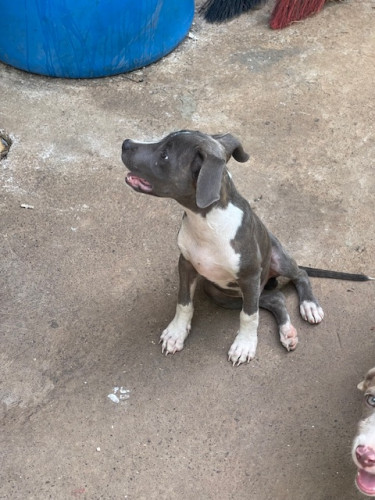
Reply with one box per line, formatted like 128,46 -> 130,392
300,300 -> 324,324
279,322 -> 298,351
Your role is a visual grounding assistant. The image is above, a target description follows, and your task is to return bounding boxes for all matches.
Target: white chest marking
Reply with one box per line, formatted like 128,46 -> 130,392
177,203 -> 243,285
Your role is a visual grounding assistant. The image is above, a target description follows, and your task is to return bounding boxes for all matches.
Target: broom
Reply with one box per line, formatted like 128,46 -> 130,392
200,0 -> 265,23
270,0 -> 328,29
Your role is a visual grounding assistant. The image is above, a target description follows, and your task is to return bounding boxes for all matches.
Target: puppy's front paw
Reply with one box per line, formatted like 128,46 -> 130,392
228,334 -> 257,366
160,325 -> 189,355
160,303 -> 193,355
279,322 -> 298,351
300,301 -> 324,324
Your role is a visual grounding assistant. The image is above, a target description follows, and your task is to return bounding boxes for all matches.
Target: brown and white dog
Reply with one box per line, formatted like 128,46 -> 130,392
353,368 -> 375,496
122,130 -> 372,365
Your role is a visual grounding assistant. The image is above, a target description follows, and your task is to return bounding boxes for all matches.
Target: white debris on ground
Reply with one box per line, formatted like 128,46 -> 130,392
107,386 -> 131,404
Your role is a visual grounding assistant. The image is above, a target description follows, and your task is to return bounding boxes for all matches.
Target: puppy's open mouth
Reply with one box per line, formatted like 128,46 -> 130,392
126,173 -> 153,194
356,469 -> 375,496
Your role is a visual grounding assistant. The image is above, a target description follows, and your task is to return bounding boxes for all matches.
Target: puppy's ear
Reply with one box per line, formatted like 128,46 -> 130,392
358,368 -> 375,392
358,380 -> 366,391
192,150 -> 226,209
212,133 -> 249,163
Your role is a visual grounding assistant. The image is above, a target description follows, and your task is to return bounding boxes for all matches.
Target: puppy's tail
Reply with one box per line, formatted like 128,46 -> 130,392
300,266 -> 374,282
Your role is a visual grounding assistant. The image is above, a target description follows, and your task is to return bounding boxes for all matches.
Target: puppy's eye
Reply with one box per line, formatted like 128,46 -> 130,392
366,394 -> 375,407
160,151 -> 169,160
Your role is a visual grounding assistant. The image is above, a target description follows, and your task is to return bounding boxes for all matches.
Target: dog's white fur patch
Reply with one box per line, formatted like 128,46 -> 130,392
300,300 -> 324,324
228,311 -> 259,366
178,203 -> 243,286
160,303 -> 194,354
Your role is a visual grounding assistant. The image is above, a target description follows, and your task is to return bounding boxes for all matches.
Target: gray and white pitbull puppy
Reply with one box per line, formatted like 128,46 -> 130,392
122,130 -> 369,365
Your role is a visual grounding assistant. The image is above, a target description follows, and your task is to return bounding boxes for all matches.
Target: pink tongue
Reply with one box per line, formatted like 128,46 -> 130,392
357,469 -> 375,496
126,174 -> 152,192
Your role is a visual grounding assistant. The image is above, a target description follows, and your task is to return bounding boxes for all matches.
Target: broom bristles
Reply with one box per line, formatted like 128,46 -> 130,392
270,0 -> 327,29
200,0 -> 264,23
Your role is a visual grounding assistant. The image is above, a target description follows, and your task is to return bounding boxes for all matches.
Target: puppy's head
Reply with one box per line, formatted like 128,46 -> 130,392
122,130 -> 249,209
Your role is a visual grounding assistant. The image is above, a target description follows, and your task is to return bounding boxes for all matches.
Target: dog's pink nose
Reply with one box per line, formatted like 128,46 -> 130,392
356,446 -> 375,467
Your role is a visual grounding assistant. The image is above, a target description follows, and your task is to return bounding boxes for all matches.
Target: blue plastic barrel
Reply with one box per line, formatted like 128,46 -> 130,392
0,0 -> 194,78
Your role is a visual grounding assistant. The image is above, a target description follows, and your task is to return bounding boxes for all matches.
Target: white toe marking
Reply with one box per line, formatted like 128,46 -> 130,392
228,311 -> 258,366
228,335 -> 258,366
160,303 -> 193,355
300,300 -> 324,324
279,320 -> 298,351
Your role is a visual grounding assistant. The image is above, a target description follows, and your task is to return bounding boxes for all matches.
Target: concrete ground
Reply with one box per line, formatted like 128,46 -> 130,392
1,1 -> 375,498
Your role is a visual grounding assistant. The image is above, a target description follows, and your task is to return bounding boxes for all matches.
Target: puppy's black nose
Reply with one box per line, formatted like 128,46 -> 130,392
122,139 -> 134,152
